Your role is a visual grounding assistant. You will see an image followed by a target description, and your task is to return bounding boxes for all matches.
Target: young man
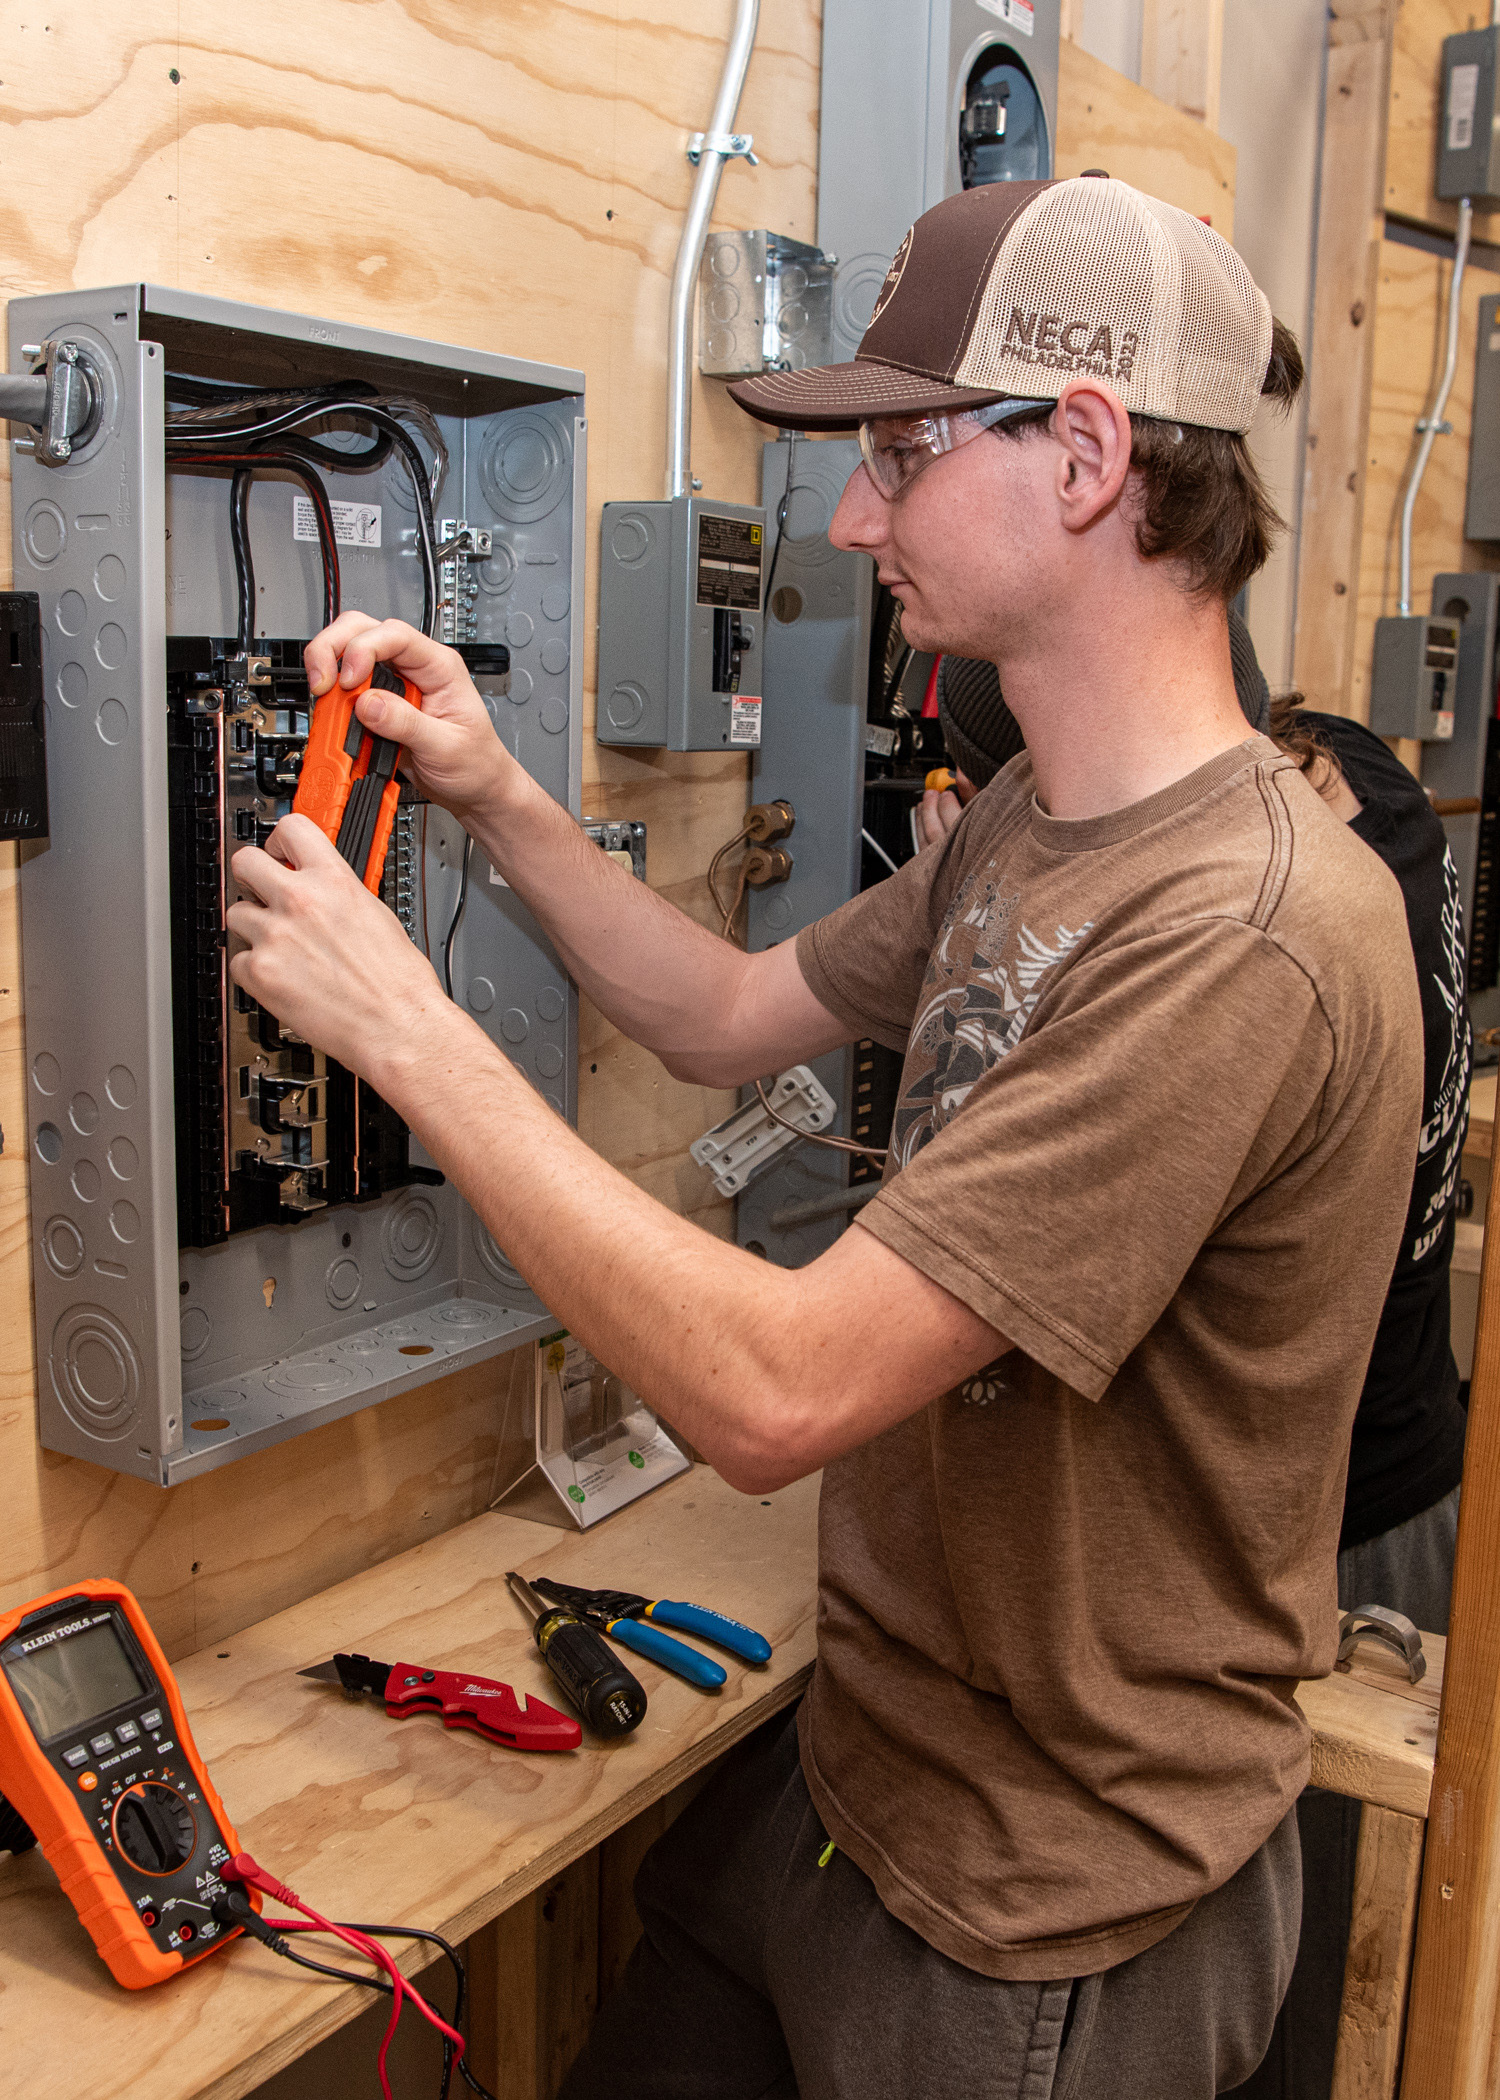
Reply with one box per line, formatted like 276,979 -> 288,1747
919,634 -> 1470,2099
226,177 -> 1423,2096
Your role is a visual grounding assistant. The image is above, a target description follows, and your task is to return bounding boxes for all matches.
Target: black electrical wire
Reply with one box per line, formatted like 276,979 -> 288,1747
442,834 -> 473,1000
168,393 -> 440,635
763,434 -> 795,611
229,468 -> 255,652
168,447 -> 342,633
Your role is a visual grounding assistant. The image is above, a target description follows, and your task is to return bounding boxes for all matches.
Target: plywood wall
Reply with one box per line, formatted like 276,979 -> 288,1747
0,0 -> 821,1658
0,7 -> 1232,1660
1295,0 -> 1500,721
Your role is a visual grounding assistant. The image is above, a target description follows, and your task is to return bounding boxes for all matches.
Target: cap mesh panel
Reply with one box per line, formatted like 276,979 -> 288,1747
954,182 -> 1270,433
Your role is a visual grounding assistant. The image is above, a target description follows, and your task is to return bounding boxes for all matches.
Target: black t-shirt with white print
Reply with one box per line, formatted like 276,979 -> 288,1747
1303,713 -> 1470,1549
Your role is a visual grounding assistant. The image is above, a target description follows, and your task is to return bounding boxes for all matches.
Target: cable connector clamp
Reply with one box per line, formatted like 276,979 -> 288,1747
1415,418 -> 1454,435
687,130 -> 758,166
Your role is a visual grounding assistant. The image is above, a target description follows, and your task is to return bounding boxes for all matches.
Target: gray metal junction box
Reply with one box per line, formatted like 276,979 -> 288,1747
10,284 -> 585,1485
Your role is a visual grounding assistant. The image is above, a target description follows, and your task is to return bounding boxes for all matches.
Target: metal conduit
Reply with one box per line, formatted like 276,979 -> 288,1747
1398,196 -> 1473,616
665,0 -> 760,499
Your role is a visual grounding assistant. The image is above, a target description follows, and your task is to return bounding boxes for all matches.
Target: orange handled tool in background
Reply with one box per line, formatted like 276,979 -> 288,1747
293,661 -> 422,893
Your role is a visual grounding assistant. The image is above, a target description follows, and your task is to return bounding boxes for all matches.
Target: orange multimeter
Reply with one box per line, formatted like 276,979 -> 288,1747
0,1578 -> 255,1988
293,660 -> 423,893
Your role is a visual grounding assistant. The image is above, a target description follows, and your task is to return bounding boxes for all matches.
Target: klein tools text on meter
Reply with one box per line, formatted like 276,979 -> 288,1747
0,1578 -> 253,1988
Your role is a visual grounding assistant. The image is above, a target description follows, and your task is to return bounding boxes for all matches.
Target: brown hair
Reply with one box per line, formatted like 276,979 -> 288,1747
997,317 -> 1305,601
1267,689 -> 1345,797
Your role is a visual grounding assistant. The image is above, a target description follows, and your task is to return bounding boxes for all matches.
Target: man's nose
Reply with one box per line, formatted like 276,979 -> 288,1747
829,463 -> 888,554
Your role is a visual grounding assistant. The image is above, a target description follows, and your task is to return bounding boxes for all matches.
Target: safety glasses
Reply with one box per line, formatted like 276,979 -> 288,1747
857,398 -> 1050,500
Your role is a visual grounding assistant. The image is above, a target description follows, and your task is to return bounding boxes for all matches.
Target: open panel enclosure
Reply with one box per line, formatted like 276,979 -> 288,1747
11,286 -> 585,1484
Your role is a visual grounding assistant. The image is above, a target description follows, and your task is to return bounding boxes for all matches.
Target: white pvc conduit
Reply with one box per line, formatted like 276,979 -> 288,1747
1399,196 -> 1473,615
665,0 -> 760,499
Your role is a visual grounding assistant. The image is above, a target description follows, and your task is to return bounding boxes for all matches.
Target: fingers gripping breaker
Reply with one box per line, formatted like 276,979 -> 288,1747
293,663 -> 422,891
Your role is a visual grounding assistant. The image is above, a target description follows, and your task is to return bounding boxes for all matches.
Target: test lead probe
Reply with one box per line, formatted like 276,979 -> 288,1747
214,1855 -> 500,2100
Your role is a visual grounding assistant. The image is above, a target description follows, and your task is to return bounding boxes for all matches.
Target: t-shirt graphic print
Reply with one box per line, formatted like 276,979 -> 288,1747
897,869 -> 1094,1164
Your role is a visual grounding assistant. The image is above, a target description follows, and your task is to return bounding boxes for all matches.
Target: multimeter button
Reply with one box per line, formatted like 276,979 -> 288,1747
89,1732 -> 115,1755
141,1709 -> 163,1730
78,1773 -> 98,1792
116,1720 -> 141,1742
63,1745 -> 89,1768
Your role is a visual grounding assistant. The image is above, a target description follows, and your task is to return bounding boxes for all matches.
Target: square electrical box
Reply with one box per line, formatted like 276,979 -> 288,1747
596,496 -> 766,751
1369,614 -> 1462,742
698,233 -> 835,379
1439,28 -> 1500,203
10,283 -> 585,1484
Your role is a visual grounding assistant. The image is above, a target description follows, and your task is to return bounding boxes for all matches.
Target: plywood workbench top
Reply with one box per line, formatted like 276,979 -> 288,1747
0,1465 -> 1444,2100
0,1470 -> 821,2100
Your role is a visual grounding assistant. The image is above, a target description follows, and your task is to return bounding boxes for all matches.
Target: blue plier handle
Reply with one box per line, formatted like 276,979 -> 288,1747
531,1579 -> 772,1691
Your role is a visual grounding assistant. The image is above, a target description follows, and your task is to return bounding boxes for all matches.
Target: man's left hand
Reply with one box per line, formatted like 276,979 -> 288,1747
226,814 -> 454,1087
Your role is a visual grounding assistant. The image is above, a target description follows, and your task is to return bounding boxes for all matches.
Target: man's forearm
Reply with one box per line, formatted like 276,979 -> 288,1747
374,1005 -> 1002,1490
452,770 -> 750,1077
452,771 -> 846,1088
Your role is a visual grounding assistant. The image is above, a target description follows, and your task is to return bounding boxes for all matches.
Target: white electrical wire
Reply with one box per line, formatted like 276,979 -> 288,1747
1398,197 -> 1473,615
863,826 -> 900,875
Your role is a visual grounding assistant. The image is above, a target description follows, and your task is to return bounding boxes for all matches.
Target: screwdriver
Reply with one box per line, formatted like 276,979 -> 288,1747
505,1571 -> 647,1740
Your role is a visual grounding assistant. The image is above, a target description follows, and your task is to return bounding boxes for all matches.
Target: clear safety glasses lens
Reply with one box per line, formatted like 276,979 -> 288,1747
857,399 -> 1045,499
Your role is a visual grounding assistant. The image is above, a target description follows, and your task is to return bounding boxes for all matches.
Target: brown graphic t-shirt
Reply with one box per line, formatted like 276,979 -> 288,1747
794,736 -> 1423,1981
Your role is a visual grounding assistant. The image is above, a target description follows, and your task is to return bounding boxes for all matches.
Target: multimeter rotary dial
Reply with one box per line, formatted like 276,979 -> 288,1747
111,1782 -> 197,1875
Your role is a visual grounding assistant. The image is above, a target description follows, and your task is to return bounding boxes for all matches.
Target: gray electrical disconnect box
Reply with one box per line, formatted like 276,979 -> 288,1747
819,0 -> 1061,359
1369,614 -> 1462,742
1439,27 -> 1500,204
10,284 -> 585,1485
1425,573 -> 1498,960
596,496 -> 766,751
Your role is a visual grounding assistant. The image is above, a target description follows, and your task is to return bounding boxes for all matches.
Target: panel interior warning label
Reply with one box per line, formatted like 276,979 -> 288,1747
294,496 -> 382,548
696,513 -> 763,608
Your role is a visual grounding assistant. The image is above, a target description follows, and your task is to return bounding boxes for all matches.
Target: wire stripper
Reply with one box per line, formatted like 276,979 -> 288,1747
292,661 -> 422,892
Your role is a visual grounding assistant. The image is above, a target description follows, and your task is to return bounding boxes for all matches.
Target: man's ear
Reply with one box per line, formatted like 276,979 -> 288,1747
1049,381 -> 1132,532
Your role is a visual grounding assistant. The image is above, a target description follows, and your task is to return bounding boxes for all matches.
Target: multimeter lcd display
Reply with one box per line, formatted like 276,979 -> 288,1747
4,1617 -> 147,1743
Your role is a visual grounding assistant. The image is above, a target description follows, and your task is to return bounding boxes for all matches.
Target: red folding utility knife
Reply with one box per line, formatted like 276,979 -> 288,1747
299,1651 -> 581,1752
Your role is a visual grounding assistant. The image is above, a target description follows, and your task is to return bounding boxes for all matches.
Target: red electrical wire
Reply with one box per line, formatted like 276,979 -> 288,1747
225,1854 -> 468,2099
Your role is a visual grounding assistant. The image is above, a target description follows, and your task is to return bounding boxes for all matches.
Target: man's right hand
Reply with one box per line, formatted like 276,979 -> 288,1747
302,611 -> 522,822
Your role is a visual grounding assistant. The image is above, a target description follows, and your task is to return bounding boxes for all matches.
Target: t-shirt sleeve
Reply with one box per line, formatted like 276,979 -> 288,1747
797,826 -> 966,1053
857,918 -> 1336,1398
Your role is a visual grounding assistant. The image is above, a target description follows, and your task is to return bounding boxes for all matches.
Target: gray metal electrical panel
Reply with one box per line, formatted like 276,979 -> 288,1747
596,496 -> 766,751
1439,27 -> 1500,205
10,284 -> 585,1485
1466,293 -> 1500,541
737,438 -> 872,1269
819,0 -> 1062,360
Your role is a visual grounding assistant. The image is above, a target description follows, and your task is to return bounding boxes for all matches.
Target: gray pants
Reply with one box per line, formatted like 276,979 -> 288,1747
561,1704 -> 1301,2100
1226,1484 -> 1461,2100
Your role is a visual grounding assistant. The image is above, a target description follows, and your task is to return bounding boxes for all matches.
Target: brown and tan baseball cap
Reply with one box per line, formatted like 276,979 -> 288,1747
728,175 -> 1272,436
